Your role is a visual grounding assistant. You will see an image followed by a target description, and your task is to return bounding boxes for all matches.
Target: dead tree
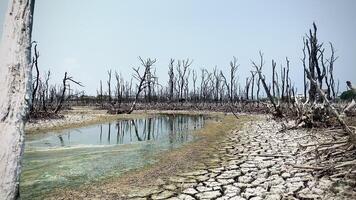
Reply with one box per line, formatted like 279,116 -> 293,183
213,66 -> 221,102
281,65 -> 286,101
230,57 -> 239,102
42,70 -> 50,112
250,71 -> 257,100
285,57 -> 290,102
220,71 -> 229,102
245,77 -> 252,100
192,69 -> 197,101
99,80 -> 103,107
168,59 -> 175,101
128,57 -> 157,114
304,23 -> 326,102
302,41 -> 308,100
322,42 -> 338,100
115,71 -> 123,107
107,70 -> 112,104
54,72 -> 83,114
257,77 -> 261,101
327,43 -> 338,99
305,68 -> 356,143
30,43 -> 39,112
272,60 -> 276,98
0,0 -> 35,198
252,52 -> 283,117
176,59 -> 193,100
184,70 -> 191,100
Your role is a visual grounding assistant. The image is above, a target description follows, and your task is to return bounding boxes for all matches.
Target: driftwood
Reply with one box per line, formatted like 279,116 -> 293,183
305,68 -> 356,143
343,99 -> 356,116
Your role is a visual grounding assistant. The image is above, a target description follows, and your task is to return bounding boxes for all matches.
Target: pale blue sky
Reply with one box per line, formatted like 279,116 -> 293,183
1,0 -> 355,95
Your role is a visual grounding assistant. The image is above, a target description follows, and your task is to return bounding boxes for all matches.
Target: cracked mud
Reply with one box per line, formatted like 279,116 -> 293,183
125,117 -> 356,200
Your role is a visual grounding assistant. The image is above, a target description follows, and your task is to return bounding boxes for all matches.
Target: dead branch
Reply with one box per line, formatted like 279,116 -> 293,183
252,51 -> 283,117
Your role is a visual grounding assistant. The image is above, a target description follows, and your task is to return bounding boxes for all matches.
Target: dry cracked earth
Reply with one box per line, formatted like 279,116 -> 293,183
125,117 -> 356,200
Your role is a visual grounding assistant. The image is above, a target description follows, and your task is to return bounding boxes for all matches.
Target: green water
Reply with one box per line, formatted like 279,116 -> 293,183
20,114 -> 205,199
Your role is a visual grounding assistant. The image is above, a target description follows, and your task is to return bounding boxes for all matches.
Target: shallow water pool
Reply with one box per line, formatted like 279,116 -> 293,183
20,114 -> 205,199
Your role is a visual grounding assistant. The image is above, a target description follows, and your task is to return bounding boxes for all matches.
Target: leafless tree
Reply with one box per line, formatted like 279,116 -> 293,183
115,71 -> 123,107
250,71 -> 257,100
304,23 -> 326,102
281,65 -> 286,101
327,43 -> 338,99
30,43 -> 40,112
257,77 -> 261,101
252,51 -> 283,117
220,71 -> 229,101
176,59 -> 193,100
168,59 -> 175,101
285,57 -> 291,103
41,70 -> 50,112
302,40 -> 308,100
54,72 -> 83,114
0,0 -> 35,198
99,80 -> 103,107
245,77 -> 252,100
107,69 -> 112,104
192,69 -> 197,101
230,57 -> 239,102
272,59 -> 276,98
128,57 -> 157,114
213,66 -> 221,102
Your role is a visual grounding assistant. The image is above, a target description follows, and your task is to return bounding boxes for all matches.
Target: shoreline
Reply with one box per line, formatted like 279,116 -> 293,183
25,106 -> 224,134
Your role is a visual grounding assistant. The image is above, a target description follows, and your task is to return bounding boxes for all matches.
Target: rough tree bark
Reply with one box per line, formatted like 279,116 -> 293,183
0,0 -> 36,199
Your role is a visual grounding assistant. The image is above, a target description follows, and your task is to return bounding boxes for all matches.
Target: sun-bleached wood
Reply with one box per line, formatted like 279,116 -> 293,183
0,0 -> 35,199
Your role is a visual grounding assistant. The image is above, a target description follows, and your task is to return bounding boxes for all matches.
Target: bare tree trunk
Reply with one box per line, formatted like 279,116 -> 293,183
230,57 -> 239,102
54,72 -> 68,114
30,44 -> 39,112
281,66 -> 286,101
107,70 -> 112,104
302,41 -> 308,100
0,0 -> 35,199
250,71 -> 256,100
272,60 -> 276,98
285,57 -> 290,103
257,77 -> 261,101
100,80 -> 103,107
168,59 -> 174,101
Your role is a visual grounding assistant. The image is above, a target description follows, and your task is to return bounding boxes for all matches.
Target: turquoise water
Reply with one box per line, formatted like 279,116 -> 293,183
20,114 -> 205,199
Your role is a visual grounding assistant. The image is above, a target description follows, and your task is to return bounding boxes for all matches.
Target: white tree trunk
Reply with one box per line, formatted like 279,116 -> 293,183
0,0 -> 35,199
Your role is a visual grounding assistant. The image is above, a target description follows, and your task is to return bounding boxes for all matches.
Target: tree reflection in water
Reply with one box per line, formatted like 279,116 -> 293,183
41,115 -> 205,147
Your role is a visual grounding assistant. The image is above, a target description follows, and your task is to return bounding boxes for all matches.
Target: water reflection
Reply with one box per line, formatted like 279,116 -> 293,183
26,115 -> 204,150
21,114 -> 205,199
